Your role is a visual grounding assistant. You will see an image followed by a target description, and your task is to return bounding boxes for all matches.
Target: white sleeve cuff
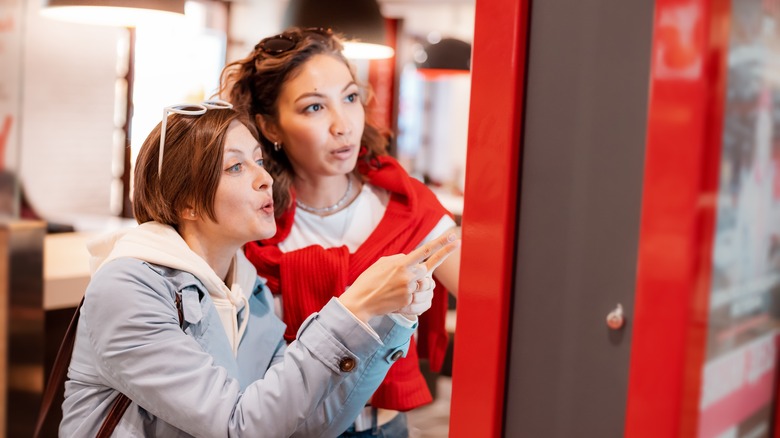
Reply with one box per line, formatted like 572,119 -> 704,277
388,313 -> 418,328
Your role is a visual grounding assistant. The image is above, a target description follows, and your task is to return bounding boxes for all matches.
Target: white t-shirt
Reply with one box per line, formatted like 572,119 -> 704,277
280,182 -> 455,253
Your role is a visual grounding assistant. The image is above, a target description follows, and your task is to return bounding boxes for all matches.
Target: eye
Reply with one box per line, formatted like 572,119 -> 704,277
345,92 -> 359,103
255,159 -> 264,167
226,162 -> 242,173
304,103 -> 322,113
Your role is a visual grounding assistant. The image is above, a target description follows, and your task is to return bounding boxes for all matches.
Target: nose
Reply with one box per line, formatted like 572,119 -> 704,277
330,106 -> 352,137
254,165 -> 273,192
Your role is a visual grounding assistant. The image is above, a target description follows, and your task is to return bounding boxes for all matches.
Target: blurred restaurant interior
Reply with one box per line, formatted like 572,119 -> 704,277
5,0 -> 780,437
1,0 -> 472,436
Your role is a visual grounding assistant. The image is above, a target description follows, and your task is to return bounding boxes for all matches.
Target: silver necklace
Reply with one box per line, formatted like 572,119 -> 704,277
295,176 -> 353,214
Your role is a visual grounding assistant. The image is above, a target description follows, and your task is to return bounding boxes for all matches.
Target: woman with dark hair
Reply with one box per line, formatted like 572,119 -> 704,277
58,101 -> 459,437
220,28 -> 462,437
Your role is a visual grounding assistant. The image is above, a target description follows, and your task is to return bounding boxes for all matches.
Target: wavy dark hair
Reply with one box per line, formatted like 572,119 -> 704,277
218,27 -> 389,217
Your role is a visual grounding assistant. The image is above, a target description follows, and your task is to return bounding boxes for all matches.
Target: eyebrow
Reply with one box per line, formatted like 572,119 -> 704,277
224,144 -> 263,155
294,81 -> 358,104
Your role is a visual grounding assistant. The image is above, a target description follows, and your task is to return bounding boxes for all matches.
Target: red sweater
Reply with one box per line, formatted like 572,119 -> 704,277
244,155 -> 451,411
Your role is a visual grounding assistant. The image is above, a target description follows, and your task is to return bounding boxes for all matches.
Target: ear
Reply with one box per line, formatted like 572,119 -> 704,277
180,206 -> 198,222
255,114 -> 281,144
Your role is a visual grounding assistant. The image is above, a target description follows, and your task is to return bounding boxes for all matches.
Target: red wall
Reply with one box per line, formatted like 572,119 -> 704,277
449,0 -> 529,436
626,0 -> 729,436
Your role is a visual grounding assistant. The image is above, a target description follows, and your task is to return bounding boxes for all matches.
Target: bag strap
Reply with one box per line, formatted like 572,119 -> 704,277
34,293 -> 185,438
96,393 -> 132,438
33,297 -> 85,438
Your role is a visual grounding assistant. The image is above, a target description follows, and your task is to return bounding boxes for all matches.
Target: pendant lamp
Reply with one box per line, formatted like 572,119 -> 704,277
283,0 -> 394,59
416,37 -> 472,79
40,0 -> 185,27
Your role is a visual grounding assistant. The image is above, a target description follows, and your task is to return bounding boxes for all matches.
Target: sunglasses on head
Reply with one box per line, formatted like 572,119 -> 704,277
255,27 -> 333,56
158,100 -> 233,178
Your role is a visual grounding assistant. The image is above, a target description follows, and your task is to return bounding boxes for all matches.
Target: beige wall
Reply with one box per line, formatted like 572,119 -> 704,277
17,1 -> 122,223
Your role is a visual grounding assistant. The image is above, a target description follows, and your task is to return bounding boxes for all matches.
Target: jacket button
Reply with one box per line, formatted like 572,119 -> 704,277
390,350 -> 403,361
339,357 -> 356,372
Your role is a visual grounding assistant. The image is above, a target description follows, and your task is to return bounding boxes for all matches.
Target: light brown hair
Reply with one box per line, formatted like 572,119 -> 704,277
218,27 -> 389,217
133,108 -> 259,227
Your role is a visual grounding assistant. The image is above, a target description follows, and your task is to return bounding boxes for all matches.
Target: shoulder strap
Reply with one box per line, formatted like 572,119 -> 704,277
95,393 -> 132,438
34,293 -> 185,438
33,297 -> 84,438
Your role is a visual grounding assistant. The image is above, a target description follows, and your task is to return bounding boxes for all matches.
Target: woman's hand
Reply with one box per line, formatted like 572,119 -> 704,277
395,274 -> 436,318
338,233 -> 460,323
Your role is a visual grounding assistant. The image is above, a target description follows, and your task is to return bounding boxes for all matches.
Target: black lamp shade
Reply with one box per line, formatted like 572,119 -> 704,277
418,38 -> 472,72
283,0 -> 387,46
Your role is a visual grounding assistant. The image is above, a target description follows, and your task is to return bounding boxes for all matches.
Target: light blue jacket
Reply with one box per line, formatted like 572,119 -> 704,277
60,258 -> 414,437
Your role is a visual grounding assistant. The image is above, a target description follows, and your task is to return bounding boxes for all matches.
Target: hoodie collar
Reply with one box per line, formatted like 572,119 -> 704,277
87,222 -> 255,355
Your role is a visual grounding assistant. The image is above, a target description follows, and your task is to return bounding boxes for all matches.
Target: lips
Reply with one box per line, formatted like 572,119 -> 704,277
331,145 -> 355,160
260,199 -> 274,215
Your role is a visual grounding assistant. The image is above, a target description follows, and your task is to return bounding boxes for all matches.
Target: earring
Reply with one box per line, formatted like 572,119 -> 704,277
273,141 -> 281,152
190,211 -> 196,217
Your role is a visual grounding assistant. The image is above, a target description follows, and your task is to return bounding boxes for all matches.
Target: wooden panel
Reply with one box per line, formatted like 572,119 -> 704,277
502,0 -> 654,435
0,224 -> 8,438
2,219 -> 46,437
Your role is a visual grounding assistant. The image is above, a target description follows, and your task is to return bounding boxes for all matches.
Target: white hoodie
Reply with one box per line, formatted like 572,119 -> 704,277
87,221 -> 255,355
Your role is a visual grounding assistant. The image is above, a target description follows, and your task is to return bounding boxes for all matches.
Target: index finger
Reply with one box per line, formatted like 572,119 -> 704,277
423,239 -> 460,272
404,232 -> 459,268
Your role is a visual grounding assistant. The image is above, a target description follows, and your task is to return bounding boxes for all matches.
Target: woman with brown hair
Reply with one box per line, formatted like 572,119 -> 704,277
58,102 -> 459,437
220,28 -> 462,437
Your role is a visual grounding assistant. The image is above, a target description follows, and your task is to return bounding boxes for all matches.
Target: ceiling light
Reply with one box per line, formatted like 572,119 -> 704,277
40,0 -> 185,27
